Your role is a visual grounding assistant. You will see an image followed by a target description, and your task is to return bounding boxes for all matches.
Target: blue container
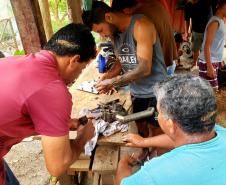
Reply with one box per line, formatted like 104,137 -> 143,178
98,54 -> 106,73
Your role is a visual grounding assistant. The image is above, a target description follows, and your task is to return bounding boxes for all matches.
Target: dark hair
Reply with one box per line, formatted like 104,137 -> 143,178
82,1 -> 111,30
111,0 -> 138,12
174,32 -> 183,44
217,0 -> 226,7
0,51 -> 5,58
43,23 -> 96,61
154,74 -> 217,134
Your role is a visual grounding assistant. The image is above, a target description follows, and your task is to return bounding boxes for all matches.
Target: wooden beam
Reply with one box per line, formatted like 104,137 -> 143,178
92,146 -> 119,174
10,0 -> 47,54
67,159 -> 91,175
38,0 -> 53,41
67,0 -> 83,23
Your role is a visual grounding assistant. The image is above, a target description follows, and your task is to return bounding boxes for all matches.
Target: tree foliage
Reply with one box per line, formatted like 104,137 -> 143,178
48,0 -> 70,32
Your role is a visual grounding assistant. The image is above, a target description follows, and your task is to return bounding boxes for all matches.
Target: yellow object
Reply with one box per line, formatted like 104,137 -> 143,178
49,176 -> 58,185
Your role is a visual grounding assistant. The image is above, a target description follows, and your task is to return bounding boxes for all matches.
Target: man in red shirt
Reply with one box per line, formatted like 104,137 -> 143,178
0,23 -> 96,185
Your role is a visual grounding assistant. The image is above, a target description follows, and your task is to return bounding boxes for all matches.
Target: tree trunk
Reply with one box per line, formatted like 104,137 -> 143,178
38,0 -> 53,40
10,0 -> 46,53
67,0 -> 83,23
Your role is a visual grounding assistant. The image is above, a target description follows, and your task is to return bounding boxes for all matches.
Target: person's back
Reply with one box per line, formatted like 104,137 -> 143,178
118,74 -> 226,185
122,125 -> 226,185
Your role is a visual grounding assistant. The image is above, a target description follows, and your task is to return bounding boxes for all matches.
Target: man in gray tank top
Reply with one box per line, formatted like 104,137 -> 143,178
82,1 -> 167,139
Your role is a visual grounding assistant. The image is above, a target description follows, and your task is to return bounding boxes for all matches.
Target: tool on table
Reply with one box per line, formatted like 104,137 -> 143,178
78,99 -> 127,124
115,107 -> 155,123
79,99 -> 155,125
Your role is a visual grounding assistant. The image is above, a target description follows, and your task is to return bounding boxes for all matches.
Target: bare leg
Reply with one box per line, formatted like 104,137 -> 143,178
136,121 -> 149,138
192,50 -> 199,67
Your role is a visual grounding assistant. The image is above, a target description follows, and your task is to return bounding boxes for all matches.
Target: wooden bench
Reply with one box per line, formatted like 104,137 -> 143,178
92,145 -> 120,185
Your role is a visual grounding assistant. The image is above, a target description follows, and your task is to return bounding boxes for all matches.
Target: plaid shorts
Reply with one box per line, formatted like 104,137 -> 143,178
198,59 -> 221,89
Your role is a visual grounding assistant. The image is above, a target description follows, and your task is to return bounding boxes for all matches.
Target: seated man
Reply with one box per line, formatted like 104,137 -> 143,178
117,74 -> 226,185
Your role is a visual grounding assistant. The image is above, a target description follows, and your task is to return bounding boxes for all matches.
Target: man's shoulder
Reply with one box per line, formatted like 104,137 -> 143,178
143,149 -> 181,172
215,125 -> 226,138
133,15 -> 156,38
134,15 -> 155,28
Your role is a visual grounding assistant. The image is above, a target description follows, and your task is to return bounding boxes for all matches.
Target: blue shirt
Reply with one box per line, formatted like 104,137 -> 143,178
122,125 -> 226,185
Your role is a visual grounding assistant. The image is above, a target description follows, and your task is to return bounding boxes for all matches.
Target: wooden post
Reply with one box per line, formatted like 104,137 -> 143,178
38,0 -> 53,41
10,0 -> 47,54
67,0 -> 83,23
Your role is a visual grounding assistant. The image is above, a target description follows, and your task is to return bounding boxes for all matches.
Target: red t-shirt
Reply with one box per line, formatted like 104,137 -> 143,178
0,50 -> 72,185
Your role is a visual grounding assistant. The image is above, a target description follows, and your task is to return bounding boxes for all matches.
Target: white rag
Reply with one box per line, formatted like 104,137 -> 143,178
79,109 -> 128,156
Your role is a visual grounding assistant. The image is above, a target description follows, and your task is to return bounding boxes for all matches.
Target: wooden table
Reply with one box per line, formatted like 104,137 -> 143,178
63,60 -> 137,185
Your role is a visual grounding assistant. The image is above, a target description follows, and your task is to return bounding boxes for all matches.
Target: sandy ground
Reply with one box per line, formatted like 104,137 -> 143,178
4,140 -> 49,185
3,53 -> 226,185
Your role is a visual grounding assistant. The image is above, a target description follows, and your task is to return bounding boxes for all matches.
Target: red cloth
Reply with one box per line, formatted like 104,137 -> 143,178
159,0 -> 185,33
0,50 -> 72,185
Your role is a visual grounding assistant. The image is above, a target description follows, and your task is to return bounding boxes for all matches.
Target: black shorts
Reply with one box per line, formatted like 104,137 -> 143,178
131,96 -> 159,127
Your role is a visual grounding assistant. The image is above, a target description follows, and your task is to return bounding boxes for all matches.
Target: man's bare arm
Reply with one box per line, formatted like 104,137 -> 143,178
112,17 -> 156,87
100,58 -> 122,80
111,56 -> 149,86
204,21 -> 219,78
42,120 -> 94,177
116,156 -> 133,185
123,133 -> 175,149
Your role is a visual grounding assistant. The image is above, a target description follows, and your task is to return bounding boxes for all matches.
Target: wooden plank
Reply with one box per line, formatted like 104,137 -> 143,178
97,132 -> 126,146
92,146 -> 119,174
79,152 -> 90,160
100,174 -> 115,185
58,172 -> 74,185
97,121 -> 138,146
69,61 -> 132,118
69,61 -> 132,146
38,0 -> 53,40
67,0 -> 83,23
67,159 -> 91,175
93,173 -> 100,185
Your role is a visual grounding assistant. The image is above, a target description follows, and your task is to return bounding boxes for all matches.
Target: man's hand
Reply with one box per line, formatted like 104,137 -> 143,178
95,78 -> 113,94
77,119 -> 95,142
116,155 -> 134,185
207,64 -> 216,78
122,133 -> 145,147
68,118 -> 80,130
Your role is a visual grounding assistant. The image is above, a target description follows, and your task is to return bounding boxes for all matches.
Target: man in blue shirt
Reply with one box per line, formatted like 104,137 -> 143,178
117,74 -> 226,185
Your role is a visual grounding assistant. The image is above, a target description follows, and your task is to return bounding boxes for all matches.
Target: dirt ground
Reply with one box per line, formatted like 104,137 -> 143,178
3,57 -> 226,185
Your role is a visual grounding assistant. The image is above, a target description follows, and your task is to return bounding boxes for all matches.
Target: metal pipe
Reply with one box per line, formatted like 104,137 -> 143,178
115,107 -> 155,123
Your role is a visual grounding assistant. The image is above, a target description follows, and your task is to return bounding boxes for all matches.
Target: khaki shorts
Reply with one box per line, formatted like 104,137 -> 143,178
192,32 -> 204,52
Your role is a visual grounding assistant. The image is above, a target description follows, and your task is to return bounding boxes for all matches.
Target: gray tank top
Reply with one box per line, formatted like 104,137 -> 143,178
200,16 -> 226,62
114,14 -> 167,98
